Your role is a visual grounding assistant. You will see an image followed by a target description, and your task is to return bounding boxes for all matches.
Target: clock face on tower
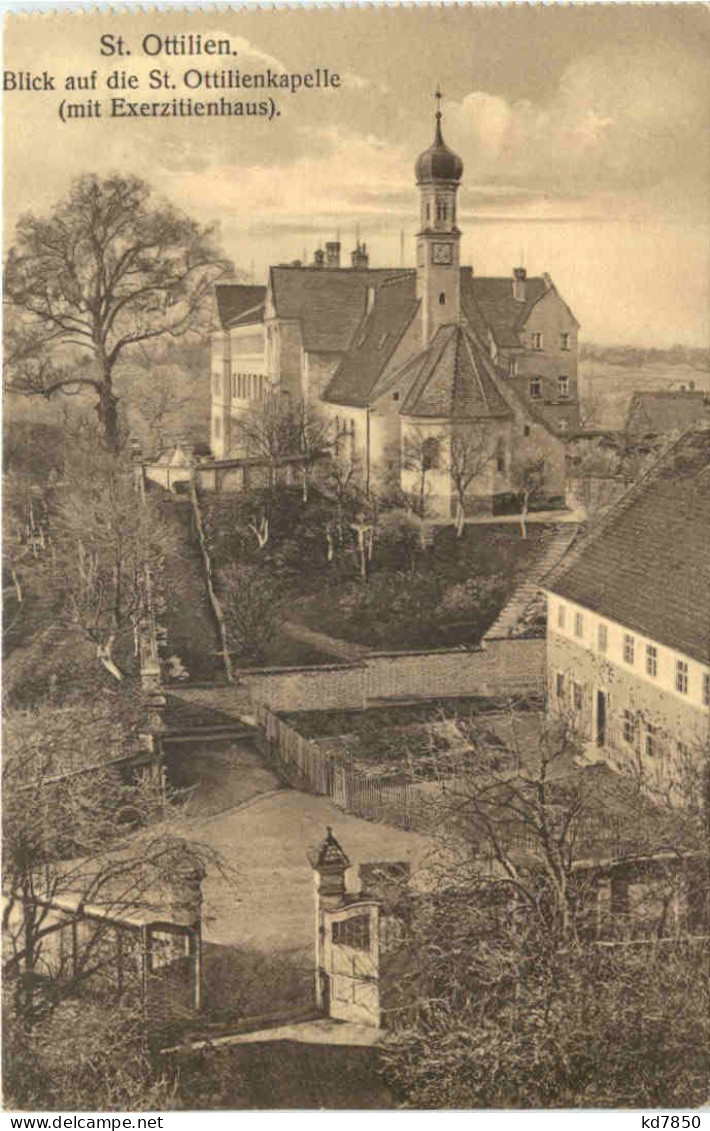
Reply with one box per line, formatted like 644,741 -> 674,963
432,242 -> 453,265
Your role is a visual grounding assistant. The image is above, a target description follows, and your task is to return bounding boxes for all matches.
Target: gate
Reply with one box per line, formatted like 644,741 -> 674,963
322,901 -> 380,1027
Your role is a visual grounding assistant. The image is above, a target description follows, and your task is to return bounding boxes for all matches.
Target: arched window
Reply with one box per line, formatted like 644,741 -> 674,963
422,436 -> 440,471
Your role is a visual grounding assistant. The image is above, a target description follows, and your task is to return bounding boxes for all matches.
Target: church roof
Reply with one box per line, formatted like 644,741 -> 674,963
215,284 -> 266,329
270,265 -> 410,353
546,428 -> 710,665
397,324 -> 514,420
322,274 -> 419,407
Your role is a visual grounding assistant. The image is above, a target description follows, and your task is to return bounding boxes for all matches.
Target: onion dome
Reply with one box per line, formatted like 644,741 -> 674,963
415,110 -> 464,184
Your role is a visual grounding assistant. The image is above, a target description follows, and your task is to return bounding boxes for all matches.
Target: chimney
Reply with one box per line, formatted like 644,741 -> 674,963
325,241 -> 341,269
351,240 -> 369,268
513,266 -> 527,303
313,248 -> 325,269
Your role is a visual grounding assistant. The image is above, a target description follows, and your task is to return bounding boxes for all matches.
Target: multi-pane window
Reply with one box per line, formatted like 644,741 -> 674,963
676,660 -> 689,695
597,623 -> 608,653
556,672 -> 565,699
531,332 -> 543,350
529,378 -> 542,399
703,672 -> 710,707
574,612 -> 584,638
558,605 -> 566,630
558,376 -> 569,398
645,645 -> 658,678
560,332 -> 570,351
645,721 -> 659,758
623,709 -> 636,745
623,634 -> 635,665
573,682 -> 584,711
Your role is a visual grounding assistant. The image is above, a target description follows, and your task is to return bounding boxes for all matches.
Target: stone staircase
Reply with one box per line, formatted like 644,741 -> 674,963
484,524 -> 581,642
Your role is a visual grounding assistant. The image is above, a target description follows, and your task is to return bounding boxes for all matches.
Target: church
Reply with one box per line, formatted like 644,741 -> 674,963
210,103 -> 581,516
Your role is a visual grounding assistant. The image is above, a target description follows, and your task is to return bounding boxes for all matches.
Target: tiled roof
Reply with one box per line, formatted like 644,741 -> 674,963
626,391 -> 710,437
270,266 -> 411,353
322,275 -> 419,407
314,827 -> 350,869
215,284 -> 266,329
462,275 -> 551,349
399,324 -> 513,420
547,429 -> 710,665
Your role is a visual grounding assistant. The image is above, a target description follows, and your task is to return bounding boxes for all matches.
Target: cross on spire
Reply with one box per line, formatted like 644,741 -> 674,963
433,86 -> 443,119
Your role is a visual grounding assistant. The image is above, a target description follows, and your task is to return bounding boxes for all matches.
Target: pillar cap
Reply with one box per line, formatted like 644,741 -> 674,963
314,826 -> 350,870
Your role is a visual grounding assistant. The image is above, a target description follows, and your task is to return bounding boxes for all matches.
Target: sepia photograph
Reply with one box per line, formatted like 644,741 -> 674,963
2,0 -> 709,1115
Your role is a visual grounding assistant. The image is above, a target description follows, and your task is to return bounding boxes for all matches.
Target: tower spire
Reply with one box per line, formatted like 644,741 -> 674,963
433,86 -> 444,142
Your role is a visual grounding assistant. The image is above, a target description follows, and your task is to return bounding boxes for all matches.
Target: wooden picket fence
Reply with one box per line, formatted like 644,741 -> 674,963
257,703 -> 433,832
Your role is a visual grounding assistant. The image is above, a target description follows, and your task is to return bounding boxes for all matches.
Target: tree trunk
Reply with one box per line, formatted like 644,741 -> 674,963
97,637 -> 124,681
519,492 -> 529,539
455,500 -> 465,538
11,569 -> 23,603
96,378 -> 120,452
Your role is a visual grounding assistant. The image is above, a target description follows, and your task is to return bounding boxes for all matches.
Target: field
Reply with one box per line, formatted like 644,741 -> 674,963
579,358 -> 710,429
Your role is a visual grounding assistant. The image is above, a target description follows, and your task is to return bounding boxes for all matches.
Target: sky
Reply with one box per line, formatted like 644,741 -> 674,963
4,4 -> 710,346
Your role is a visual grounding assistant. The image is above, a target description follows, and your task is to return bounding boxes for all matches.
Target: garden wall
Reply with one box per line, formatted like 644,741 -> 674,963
235,637 -> 545,712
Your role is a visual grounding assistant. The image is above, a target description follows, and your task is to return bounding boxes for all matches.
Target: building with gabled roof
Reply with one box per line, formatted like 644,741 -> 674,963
210,103 -> 580,513
544,428 -> 710,779
625,389 -> 710,442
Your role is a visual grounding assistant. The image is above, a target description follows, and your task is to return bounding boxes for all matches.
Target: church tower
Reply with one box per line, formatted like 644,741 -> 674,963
415,93 -> 464,345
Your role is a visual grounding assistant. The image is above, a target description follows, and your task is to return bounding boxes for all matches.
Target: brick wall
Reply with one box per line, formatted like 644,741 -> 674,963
237,663 -> 367,712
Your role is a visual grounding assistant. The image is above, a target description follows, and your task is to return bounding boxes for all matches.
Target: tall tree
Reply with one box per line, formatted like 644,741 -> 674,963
4,174 -> 231,449
448,424 -> 496,537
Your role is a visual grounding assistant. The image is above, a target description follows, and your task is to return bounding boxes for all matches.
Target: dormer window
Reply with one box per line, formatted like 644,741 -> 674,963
529,378 -> 542,400
531,332 -> 543,351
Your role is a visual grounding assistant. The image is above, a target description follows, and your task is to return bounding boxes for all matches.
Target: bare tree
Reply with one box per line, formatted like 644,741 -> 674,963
54,440 -> 170,681
448,424 -> 496,538
509,454 -> 545,538
4,174 -> 230,449
2,700 -> 223,1029
218,562 -> 284,662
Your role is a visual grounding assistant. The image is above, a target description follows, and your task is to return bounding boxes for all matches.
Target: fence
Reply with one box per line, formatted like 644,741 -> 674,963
258,703 -> 434,832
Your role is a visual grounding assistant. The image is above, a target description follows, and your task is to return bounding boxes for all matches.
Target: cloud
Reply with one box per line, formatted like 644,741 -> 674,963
447,40 -> 709,208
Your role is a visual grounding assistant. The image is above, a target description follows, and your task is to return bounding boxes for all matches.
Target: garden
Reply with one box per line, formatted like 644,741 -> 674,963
193,483 -> 560,670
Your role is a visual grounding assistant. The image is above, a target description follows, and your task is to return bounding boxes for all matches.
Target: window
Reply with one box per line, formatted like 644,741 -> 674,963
439,292 -> 446,306
623,709 -> 636,745
332,914 -> 370,952
676,659 -> 689,695
556,672 -> 565,699
508,358 -> 518,377
573,682 -> 584,711
623,634 -> 635,665
436,200 -> 447,222
426,202 -> 431,221
574,611 -> 584,638
529,378 -> 542,399
422,436 -> 441,471
558,375 -> 569,399
496,437 -> 506,474
531,332 -> 543,350
645,644 -> 658,678
703,672 -> 710,707
598,623 -> 608,653
523,424 -> 531,437
560,332 -> 570,351
558,604 -> 566,630
645,721 -> 659,758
